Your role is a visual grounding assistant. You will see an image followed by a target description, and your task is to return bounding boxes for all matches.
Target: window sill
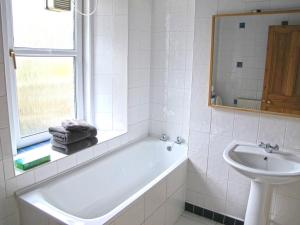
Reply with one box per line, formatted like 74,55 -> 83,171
13,130 -> 127,176
14,143 -> 66,176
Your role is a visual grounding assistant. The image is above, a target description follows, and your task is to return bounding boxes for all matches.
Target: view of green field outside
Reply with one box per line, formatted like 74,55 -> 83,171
16,57 -> 75,137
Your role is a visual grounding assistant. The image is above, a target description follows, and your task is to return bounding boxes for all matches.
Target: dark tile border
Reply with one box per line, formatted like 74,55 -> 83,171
185,202 -> 244,225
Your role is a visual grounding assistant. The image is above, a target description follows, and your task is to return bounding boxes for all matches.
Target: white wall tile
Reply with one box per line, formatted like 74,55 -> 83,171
97,0 -> 113,15
188,131 -> 209,151
3,158 -> 14,180
5,177 -> 18,197
0,197 -> 18,221
0,161 -> 5,198
225,199 -> 247,220
211,109 -> 234,137
0,128 -> 13,158
152,33 -> 169,52
272,194 -> 300,225
228,167 -> 250,186
189,108 -> 211,133
3,213 -> 20,225
233,111 -> 259,142
205,195 -> 226,214
114,0 -> 129,15
258,114 -> 287,146
227,181 -> 250,206
150,0 -> 195,141
186,189 -> 205,207
0,64 -> 6,97
218,0 -> 246,13
284,118 -> 300,150
0,97 -> 9,129
0,17 -> 3,64
187,171 -> 206,194
275,180 -> 300,200
270,0 -> 300,9
196,0 -> 218,18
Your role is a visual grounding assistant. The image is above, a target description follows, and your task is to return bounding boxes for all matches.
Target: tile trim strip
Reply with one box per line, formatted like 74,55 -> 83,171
185,202 -> 244,225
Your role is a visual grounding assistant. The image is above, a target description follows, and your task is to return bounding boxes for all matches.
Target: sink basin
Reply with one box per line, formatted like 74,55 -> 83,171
223,142 -> 300,184
223,141 -> 300,225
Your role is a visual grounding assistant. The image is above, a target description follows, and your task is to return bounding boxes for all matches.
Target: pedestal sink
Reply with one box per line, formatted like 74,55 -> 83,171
223,141 -> 300,225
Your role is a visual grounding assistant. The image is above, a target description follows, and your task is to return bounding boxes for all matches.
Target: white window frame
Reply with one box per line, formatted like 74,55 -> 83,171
1,0 -> 84,152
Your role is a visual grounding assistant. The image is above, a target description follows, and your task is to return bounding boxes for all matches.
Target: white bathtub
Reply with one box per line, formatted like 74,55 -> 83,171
18,137 -> 188,225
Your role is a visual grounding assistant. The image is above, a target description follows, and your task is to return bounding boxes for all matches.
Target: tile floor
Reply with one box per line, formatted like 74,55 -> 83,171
175,212 -> 222,225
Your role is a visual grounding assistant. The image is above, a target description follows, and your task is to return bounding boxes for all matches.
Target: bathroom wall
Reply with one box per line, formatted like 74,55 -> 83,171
93,0 -> 129,133
149,0 -> 195,142
187,1 -> 300,225
0,0 -> 151,224
0,0 -> 300,225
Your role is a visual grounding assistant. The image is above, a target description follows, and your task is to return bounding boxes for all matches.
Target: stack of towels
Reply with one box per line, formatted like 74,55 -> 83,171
49,119 -> 98,155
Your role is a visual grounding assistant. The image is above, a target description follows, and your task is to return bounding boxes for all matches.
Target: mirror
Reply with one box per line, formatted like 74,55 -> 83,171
209,9 -> 300,117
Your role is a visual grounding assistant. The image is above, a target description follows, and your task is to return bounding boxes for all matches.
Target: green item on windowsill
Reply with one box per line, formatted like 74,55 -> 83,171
14,152 -> 51,171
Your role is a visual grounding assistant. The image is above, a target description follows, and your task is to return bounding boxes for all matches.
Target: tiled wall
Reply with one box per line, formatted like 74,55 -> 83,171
19,161 -> 187,225
186,1 -> 300,225
93,0 -> 129,132
128,0 -> 151,129
1,1 -> 300,225
0,0 -> 151,224
149,0 -> 195,142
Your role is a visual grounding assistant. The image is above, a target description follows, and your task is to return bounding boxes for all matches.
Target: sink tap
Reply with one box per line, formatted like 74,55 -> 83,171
160,134 -> 169,142
259,142 -> 279,153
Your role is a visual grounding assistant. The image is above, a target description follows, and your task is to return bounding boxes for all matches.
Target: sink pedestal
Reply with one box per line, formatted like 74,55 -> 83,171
245,181 -> 272,225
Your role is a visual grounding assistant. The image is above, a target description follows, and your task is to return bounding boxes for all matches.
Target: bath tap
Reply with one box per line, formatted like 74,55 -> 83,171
175,136 -> 184,144
259,142 -> 279,153
160,134 -> 169,142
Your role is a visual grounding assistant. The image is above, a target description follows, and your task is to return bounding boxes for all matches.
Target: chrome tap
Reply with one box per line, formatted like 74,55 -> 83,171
175,136 -> 184,144
160,134 -> 169,142
259,142 -> 279,153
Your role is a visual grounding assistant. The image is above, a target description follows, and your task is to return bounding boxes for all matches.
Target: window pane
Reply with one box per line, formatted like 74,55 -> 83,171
11,0 -> 74,49
15,57 -> 76,137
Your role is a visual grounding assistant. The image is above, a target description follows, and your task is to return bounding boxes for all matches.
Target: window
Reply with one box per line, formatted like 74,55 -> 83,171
5,0 -> 83,150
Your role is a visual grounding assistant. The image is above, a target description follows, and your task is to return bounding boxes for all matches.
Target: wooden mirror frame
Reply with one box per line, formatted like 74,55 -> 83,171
208,9 -> 300,118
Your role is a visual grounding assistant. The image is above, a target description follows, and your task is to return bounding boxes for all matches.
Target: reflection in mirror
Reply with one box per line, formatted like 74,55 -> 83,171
210,10 -> 300,116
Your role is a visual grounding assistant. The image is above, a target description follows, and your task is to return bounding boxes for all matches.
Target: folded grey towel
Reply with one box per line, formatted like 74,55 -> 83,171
51,137 -> 98,155
49,126 -> 97,145
62,119 -> 94,131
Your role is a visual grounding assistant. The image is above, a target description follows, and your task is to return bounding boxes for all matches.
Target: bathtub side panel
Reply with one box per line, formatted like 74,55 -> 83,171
144,162 -> 187,225
19,200 -> 66,225
167,161 -> 187,197
165,161 -> 187,225
166,186 -> 186,225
